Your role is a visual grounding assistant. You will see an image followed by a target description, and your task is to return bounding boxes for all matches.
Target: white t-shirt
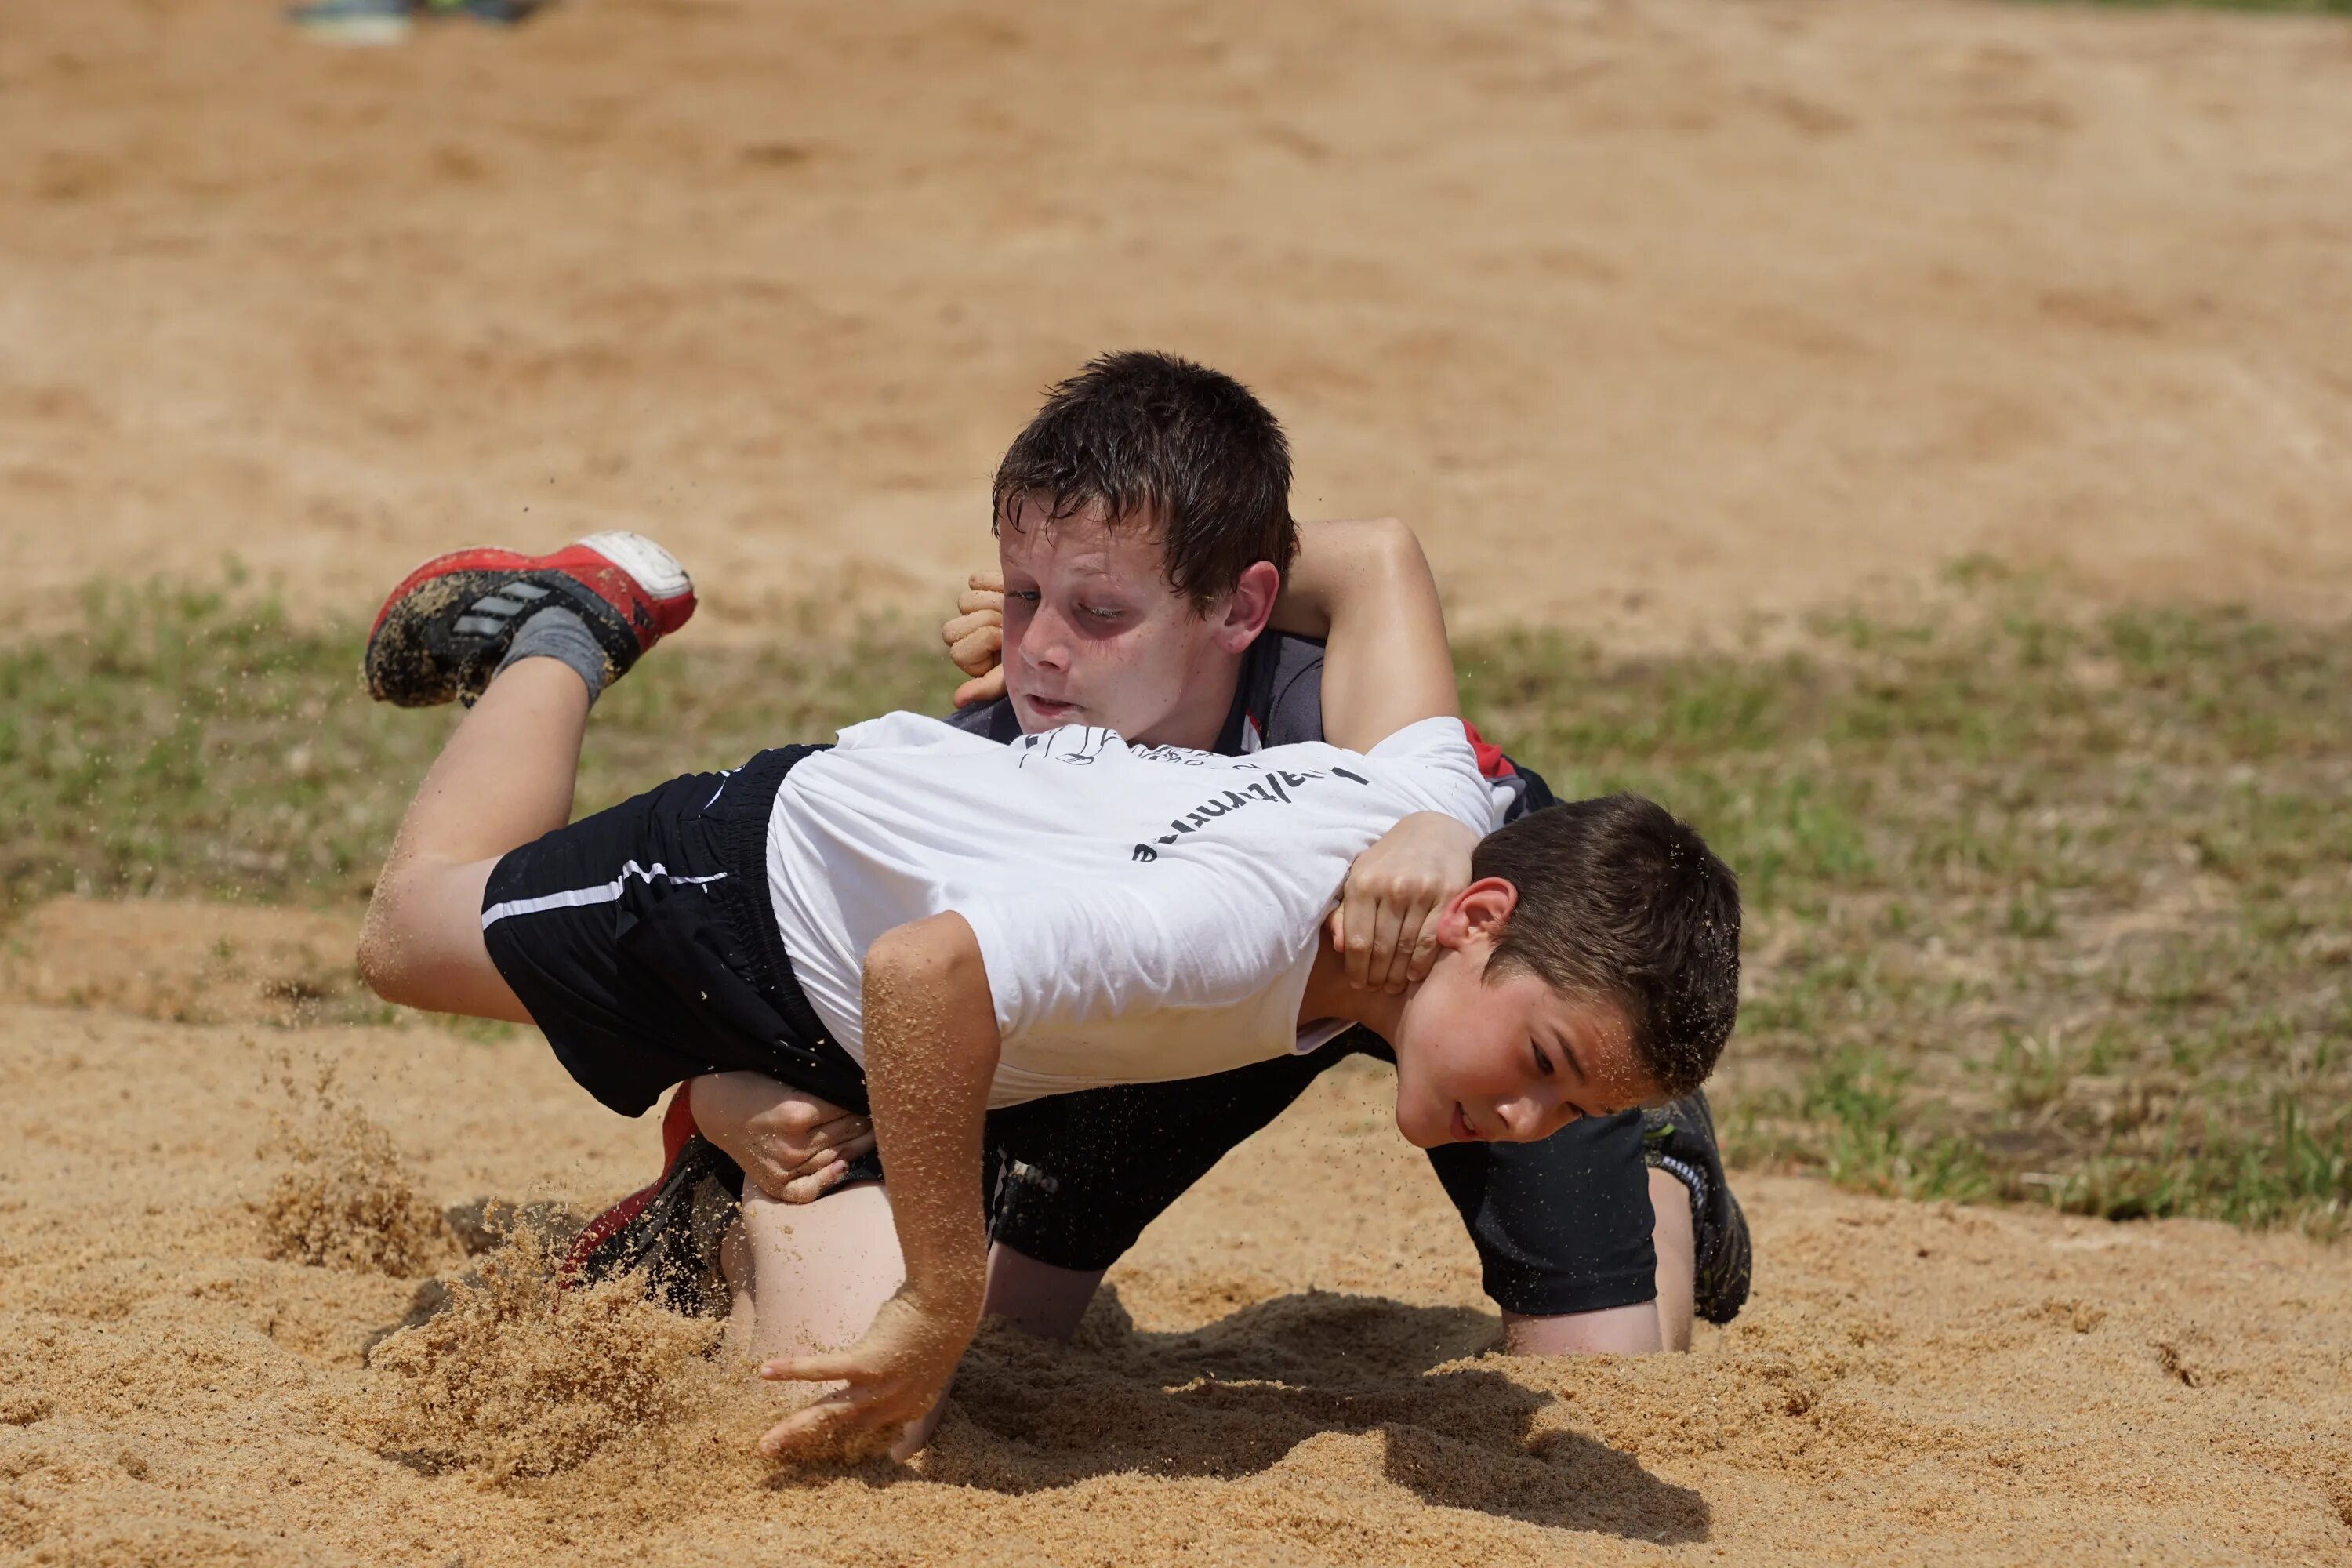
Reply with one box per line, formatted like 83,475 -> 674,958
765,713 -> 1500,1107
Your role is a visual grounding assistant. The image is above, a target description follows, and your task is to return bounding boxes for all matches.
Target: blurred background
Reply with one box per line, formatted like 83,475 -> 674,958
6,0 -> 2350,645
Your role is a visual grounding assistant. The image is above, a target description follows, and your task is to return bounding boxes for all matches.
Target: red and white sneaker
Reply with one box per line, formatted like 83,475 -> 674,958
362,530 -> 695,707
560,1091 -> 742,1318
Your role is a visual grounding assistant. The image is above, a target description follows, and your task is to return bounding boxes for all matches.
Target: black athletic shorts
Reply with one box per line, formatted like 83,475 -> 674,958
479,744 -> 874,1120
982,1044 -> 1658,1318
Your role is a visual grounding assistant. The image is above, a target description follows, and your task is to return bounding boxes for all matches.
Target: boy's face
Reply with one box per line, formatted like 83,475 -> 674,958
996,496 -> 1275,749
1387,883 -> 1661,1148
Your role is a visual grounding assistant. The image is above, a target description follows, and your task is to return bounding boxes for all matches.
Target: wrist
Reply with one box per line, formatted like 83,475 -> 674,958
902,1270 -> 986,1327
685,1074 -> 743,1154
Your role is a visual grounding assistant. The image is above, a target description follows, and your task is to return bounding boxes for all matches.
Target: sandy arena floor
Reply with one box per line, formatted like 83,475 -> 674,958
4,0 -> 2350,1563
2,902 -> 2350,1566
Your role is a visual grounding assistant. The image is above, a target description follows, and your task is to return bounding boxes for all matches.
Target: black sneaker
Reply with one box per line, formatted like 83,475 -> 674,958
1641,1089 -> 1751,1325
561,1134 -> 743,1318
362,531 -> 695,708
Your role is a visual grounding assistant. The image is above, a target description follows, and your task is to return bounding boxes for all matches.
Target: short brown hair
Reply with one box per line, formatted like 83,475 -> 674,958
992,351 -> 1296,606
1472,794 -> 1741,1098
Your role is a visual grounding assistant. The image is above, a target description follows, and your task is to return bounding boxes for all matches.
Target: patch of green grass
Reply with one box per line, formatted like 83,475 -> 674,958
0,581 -> 951,913
1797,1047 -> 1994,1203
5,577 -> 2349,1236
2054,1096 -> 2351,1229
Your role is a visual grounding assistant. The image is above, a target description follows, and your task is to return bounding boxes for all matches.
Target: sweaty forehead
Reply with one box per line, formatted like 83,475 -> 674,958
1000,499 -> 1171,588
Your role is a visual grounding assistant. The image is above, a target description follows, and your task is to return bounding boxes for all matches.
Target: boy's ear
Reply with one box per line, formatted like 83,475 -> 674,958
1433,877 -> 1519,954
1210,560 -> 1281,653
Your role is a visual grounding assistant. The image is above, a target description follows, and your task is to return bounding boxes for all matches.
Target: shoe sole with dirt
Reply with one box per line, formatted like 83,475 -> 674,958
362,530 -> 694,707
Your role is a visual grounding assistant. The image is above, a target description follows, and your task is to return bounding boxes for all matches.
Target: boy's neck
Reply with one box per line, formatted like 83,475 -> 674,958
1295,938 -> 1408,1040
1129,655 -> 1245,753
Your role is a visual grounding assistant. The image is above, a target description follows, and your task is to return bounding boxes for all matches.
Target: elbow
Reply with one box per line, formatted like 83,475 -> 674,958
354,916 -> 412,1008
1348,516 -> 1432,600
864,913 -> 985,991
1360,515 -> 1425,571
864,919 -> 935,981
860,913 -> 1001,1082
354,880 -> 426,1008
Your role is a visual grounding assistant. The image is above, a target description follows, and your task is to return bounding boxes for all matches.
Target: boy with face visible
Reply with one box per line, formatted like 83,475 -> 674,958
672,354 -> 1755,1362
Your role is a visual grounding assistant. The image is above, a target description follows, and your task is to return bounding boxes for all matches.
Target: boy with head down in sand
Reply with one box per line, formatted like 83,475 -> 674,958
353,360 -> 1741,1459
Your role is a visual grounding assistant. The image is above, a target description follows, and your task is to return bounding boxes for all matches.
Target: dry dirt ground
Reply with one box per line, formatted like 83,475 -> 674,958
5,0 -> 2351,1563
2,901 -> 2349,1567
4,0 -> 2351,644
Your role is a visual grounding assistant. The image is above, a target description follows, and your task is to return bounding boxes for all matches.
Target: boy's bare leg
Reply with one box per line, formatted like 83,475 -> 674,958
357,658 -> 591,1021
981,1243 -> 1104,1342
985,1240 -> 1695,1359
355,529 -> 695,1021
1498,1178 -> 1695,1357
725,1181 -> 949,1458
1647,1167 -> 1697,1352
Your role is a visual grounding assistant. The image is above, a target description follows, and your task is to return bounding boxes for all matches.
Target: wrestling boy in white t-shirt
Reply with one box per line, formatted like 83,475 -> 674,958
352,520 -> 1740,1462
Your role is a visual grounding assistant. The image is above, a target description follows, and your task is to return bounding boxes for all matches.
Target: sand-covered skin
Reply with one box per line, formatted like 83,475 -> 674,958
2,906 -> 2346,1566
5,0 -> 2352,646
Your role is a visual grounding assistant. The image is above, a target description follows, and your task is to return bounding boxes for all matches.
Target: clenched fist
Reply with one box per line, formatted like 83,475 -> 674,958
689,1072 -> 876,1203
1329,811 -> 1481,993
942,568 -> 1006,708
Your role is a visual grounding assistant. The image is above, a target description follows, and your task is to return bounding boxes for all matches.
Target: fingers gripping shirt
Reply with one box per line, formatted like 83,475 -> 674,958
765,713 -> 1497,1107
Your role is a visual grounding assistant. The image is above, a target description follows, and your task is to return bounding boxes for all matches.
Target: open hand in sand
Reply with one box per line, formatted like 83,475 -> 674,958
755,1284 -> 978,1462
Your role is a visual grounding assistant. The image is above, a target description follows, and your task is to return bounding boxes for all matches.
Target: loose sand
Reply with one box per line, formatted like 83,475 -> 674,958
5,0 -> 2350,1560
4,0 -> 2352,644
1,902 -> 2347,1565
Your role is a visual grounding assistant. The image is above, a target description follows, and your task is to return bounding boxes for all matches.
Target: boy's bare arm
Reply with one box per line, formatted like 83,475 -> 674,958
1268,517 -> 1457,753
757,913 -> 999,1460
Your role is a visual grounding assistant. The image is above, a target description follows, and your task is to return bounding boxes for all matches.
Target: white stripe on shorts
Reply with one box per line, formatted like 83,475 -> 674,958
480,858 -> 728,930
